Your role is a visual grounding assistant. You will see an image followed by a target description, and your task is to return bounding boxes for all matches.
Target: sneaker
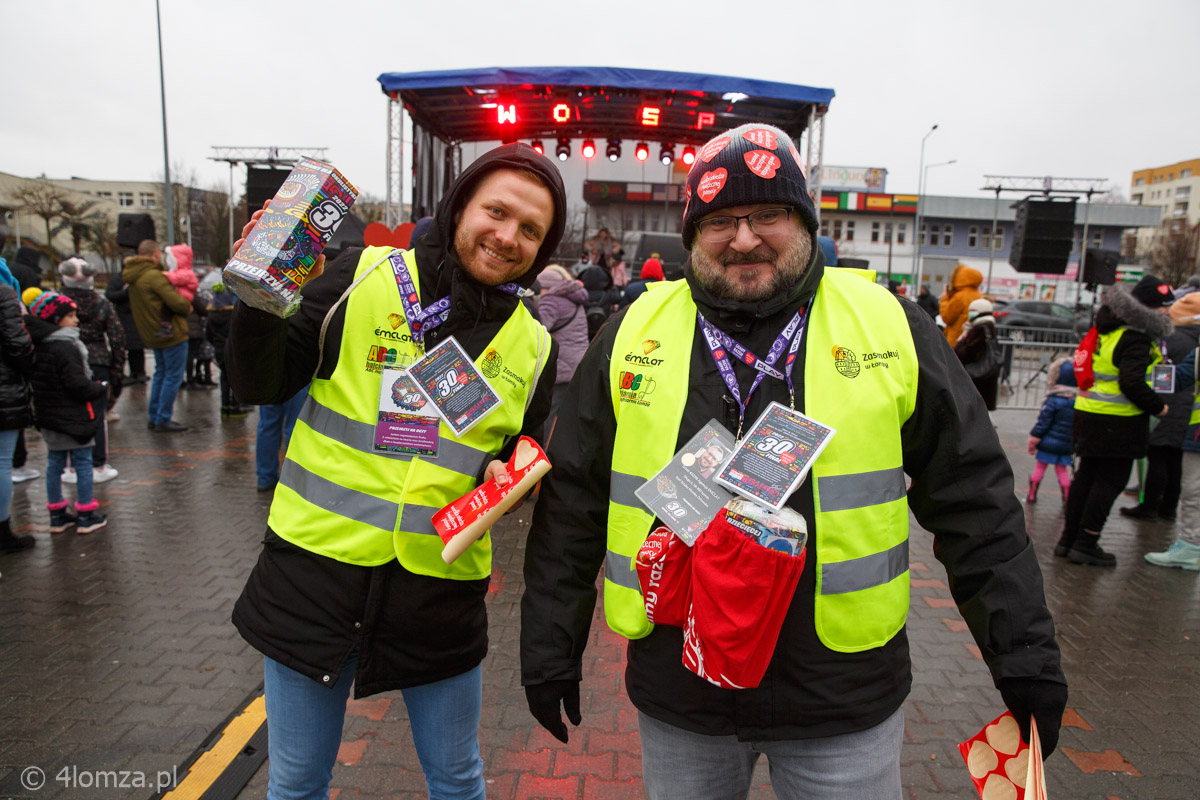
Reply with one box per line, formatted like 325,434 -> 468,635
1068,537 -> 1117,567
11,466 -> 40,483
106,409 -> 121,423
1144,540 -> 1200,570
93,464 -> 119,483
48,508 -> 78,533
61,467 -> 77,485
75,510 -> 107,535
153,420 -> 189,432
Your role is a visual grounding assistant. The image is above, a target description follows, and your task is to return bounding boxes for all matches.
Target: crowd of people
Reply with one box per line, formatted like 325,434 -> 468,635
0,121 -> 1196,799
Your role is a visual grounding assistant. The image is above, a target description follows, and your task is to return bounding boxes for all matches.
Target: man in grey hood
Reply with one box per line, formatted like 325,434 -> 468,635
227,143 -> 566,800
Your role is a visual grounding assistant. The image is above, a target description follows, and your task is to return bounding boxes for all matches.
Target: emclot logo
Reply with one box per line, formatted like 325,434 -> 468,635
832,345 -> 860,378
387,313 -> 405,330
481,349 -> 503,379
625,350 -> 665,367
618,371 -> 656,406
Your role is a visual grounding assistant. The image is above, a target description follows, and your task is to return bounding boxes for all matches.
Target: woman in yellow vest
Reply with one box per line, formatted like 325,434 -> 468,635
226,144 -> 566,800
1057,274 -> 1174,566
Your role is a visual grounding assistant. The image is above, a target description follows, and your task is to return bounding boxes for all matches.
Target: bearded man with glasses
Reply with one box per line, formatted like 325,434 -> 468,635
521,122 -> 1066,798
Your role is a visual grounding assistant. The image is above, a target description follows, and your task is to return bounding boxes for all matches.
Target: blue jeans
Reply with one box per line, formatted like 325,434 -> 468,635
255,387 -> 308,488
148,341 -> 188,425
263,655 -> 485,800
0,428 -> 18,519
46,447 -> 95,505
639,707 -> 904,800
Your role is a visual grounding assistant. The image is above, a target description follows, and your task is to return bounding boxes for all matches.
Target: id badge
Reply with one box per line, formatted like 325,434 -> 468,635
374,368 -> 440,456
406,336 -> 503,437
713,402 -> 836,511
1151,364 -> 1176,394
633,420 -> 738,545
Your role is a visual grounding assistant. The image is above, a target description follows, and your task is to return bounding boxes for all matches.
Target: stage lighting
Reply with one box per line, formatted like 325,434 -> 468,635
582,139 -> 596,159
556,138 -> 571,162
635,142 -> 649,162
660,144 -> 675,166
681,146 -> 696,165
606,139 -> 621,161
531,140 -> 544,155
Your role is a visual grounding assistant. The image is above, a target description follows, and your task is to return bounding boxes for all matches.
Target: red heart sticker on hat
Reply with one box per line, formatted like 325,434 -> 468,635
700,137 -> 731,163
697,169 -> 728,203
742,128 -> 778,150
744,150 -> 781,179
789,145 -> 807,178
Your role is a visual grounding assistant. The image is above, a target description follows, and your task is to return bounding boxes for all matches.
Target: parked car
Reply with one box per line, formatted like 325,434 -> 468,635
993,300 -> 1089,341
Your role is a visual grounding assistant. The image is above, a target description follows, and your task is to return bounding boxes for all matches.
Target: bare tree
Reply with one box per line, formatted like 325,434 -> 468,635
1151,222 -> 1200,286
80,210 -> 122,273
53,197 -> 103,255
1094,183 -> 1129,205
354,193 -> 388,225
8,181 -> 70,255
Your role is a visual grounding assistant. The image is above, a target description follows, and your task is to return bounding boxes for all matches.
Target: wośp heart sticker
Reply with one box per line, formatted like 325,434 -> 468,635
697,169 -> 728,203
744,150 -> 781,179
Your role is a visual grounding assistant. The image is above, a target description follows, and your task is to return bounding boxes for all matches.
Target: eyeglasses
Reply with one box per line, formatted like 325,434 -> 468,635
695,207 -> 796,244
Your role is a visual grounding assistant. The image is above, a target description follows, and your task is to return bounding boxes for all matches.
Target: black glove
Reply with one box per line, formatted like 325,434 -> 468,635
524,680 -> 582,743
998,677 -> 1068,758
109,376 -> 123,402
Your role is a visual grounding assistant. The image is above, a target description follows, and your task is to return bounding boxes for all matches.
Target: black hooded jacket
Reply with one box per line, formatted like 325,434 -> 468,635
522,246 -> 1063,741
228,143 -> 566,694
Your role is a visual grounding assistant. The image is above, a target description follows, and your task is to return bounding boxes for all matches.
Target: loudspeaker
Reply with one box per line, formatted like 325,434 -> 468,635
116,213 -> 156,249
1082,248 -> 1120,286
246,167 -> 291,215
1009,198 -> 1076,274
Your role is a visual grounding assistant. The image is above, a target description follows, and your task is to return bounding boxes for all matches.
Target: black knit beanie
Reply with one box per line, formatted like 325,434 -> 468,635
681,123 -> 818,250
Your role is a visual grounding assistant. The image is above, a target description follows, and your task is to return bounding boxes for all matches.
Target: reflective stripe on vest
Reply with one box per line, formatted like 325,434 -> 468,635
268,246 -> 547,577
606,269 -> 919,651
1075,329 -> 1161,417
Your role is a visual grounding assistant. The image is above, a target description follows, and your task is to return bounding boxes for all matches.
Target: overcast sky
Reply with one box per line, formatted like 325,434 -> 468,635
5,0 -> 1197,205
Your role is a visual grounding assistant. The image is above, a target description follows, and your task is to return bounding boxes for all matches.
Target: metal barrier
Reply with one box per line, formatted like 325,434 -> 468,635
994,326 -> 1081,409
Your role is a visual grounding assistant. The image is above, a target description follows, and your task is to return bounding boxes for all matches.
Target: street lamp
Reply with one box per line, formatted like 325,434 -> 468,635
914,158 -> 956,289
911,124 -> 938,288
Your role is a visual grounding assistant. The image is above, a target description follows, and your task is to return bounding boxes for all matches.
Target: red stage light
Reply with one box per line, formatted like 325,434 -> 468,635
582,140 -> 596,159
531,140 -> 544,155
552,103 -> 572,123
681,146 -> 696,165
635,142 -> 649,162
640,106 -> 661,127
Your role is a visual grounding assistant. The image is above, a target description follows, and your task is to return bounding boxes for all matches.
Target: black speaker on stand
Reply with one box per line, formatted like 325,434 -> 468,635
1082,248 -> 1119,286
116,214 -> 156,249
1009,197 -> 1076,274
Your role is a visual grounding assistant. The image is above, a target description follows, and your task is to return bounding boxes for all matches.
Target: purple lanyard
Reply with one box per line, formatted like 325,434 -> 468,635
388,251 -> 521,350
699,302 -> 810,439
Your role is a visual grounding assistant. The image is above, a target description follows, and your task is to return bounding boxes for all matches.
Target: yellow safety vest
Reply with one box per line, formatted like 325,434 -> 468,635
268,246 -> 549,580
606,268 -> 919,652
1075,328 -> 1162,417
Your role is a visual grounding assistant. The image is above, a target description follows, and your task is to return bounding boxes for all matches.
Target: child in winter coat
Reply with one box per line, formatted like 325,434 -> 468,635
27,292 -> 109,534
1026,358 -> 1076,503
158,244 -> 198,340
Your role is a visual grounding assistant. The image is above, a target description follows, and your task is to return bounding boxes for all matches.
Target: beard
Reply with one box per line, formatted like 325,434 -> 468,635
690,231 -> 811,302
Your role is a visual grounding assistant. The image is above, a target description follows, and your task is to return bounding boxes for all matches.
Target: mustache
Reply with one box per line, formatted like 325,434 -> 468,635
720,248 -> 776,266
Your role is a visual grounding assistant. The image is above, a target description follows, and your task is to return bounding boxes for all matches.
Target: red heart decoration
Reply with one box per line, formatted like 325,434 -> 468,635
697,169 -> 728,203
744,150 -> 781,179
363,221 -> 416,249
700,137 -> 731,163
742,128 -> 778,150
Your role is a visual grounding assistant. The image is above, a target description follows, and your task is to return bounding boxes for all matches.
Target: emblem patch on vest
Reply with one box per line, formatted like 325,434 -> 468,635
617,371 -> 656,406
387,313 -> 405,330
642,339 -> 661,355
832,345 -> 860,378
481,348 -> 503,378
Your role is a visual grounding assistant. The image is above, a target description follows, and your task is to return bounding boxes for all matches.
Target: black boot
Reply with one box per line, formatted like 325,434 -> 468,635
0,518 -> 35,554
1068,534 -> 1117,566
1118,505 -> 1155,520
